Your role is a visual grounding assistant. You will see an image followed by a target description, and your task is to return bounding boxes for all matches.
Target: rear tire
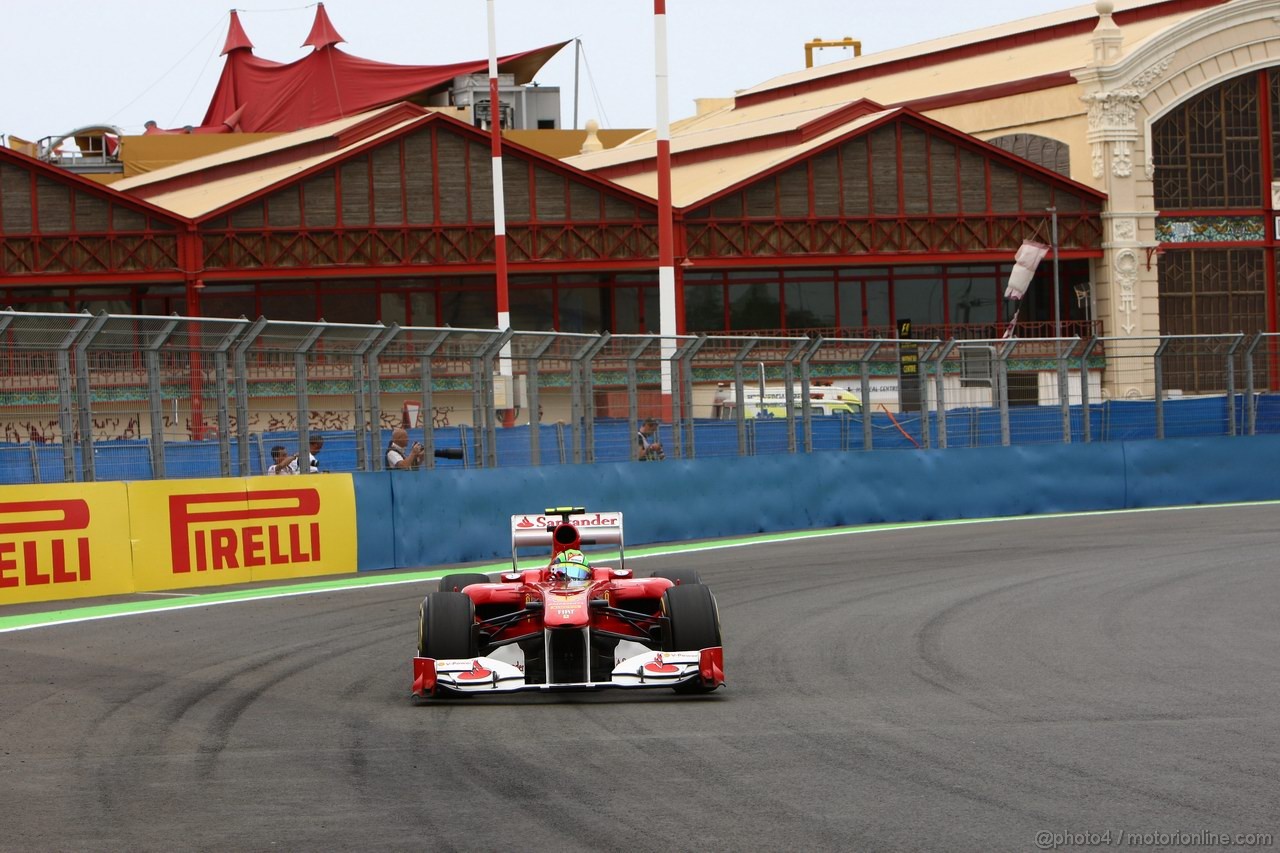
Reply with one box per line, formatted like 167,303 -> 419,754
650,569 -> 703,586
436,572 -> 490,593
418,591 -> 477,659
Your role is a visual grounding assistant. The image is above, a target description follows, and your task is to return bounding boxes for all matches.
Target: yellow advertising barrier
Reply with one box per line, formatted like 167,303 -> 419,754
0,482 -> 135,605
128,475 -> 357,592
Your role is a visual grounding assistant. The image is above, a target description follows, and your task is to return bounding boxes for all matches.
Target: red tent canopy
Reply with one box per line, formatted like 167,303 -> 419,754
165,5 -> 567,134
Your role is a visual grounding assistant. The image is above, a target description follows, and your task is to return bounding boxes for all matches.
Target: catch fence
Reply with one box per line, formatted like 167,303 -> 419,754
1,309 -> 1277,483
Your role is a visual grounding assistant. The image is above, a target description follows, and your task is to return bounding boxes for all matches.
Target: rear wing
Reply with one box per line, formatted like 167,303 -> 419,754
509,509 -> 625,571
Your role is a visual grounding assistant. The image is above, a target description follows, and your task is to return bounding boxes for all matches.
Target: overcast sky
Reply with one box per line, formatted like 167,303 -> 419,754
3,0 -> 1082,141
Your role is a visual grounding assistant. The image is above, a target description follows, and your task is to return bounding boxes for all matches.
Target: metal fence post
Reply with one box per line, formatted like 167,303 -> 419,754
916,342 -> 940,450
463,329 -> 513,469
781,338 -> 808,454
580,333 -> 610,465
858,341 -> 882,451
146,317 -> 181,479
563,333 -> 606,466
419,329 -> 451,470
349,325 -> 386,473
1224,333 -> 1242,437
1245,332 -> 1263,436
470,343 -> 487,467
233,317 -> 269,476
212,321 -> 247,478
75,311 -> 110,482
1058,338 -> 1077,444
625,336 -> 657,461
731,338 -> 759,456
294,323 -> 326,475
1154,338 -> 1169,441
799,338 -> 823,454
365,324 -> 401,471
526,334 -> 558,467
567,336 -> 596,465
666,337 -> 702,460
1080,337 -> 1098,443
996,339 -> 1015,447
58,314 -> 93,482
933,340 -> 958,450
484,329 -> 514,468
679,336 -> 707,459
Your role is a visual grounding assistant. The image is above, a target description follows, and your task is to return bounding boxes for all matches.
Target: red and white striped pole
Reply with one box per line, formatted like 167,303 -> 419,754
487,0 -> 512,376
654,0 -> 676,420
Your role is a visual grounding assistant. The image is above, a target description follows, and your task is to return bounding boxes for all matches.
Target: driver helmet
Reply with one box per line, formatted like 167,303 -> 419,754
553,548 -> 591,581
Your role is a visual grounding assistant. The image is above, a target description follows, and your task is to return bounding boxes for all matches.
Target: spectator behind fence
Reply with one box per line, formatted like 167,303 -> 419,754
288,434 -> 323,473
266,445 -> 297,475
637,418 -> 665,461
386,428 -> 426,469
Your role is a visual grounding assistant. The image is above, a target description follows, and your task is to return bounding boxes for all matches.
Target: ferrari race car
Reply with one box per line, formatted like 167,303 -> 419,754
412,507 -> 725,697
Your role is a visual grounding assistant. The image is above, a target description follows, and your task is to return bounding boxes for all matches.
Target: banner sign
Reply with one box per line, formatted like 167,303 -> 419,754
898,318 -> 922,413
0,483 -> 134,605
129,476 -> 357,591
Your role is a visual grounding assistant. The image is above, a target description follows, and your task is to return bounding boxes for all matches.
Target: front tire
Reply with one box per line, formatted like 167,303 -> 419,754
436,572 -> 490,593
663,583 -> 722,694
662,583 -> 721,651
418,591 -> 477,659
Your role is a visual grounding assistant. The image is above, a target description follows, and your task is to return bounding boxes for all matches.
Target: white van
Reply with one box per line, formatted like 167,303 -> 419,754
712,381 -> 862,420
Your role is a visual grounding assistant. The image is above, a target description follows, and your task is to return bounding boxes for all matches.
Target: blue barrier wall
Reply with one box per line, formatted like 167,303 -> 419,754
352,434 -> 1280,570
352,473 -> 396,571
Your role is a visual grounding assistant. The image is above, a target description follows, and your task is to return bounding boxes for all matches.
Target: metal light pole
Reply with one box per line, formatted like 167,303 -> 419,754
573,38 -> 581,130
654,0 -> 676,419
1048,206 -> 1061,338
487,0 -> 512,375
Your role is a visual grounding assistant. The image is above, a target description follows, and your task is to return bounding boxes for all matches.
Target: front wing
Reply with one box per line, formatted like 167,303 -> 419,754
412,647 -> 725,696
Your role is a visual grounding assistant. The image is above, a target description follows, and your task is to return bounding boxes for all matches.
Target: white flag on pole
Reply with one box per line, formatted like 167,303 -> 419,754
1004,240 -> 1050,300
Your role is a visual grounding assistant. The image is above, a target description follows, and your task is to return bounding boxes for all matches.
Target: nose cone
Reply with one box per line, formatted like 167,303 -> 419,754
543,586 -> 592,627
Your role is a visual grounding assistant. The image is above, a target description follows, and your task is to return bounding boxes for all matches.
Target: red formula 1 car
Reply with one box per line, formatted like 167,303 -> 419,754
412,507 -> 725,697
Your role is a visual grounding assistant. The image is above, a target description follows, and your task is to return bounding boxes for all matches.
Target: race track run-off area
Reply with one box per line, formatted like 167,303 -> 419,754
2,505 -> 1279,851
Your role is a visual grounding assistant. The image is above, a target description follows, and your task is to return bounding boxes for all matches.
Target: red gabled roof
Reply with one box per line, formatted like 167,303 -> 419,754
677,107 -> 1108,218
168,5 -> 568,134
183,108 -> 660,225
117,103 -> 659,225
0,145 -> 187,228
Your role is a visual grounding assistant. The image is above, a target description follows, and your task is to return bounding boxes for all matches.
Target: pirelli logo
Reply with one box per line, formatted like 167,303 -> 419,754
169,489 -> 322,574
0,499 -> 92,588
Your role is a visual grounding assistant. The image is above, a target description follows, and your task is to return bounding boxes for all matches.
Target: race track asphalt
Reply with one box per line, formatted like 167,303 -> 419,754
2,505 -> 1279,852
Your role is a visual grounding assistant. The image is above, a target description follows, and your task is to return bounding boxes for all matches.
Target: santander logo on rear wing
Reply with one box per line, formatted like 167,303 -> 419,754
511,511 -> 623,532
510,511 -> 625,568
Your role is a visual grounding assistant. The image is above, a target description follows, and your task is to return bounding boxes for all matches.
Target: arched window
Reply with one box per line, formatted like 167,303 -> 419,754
985,134 -> 1070,177
1152,72 -> 1260,209
1150,71 -> 1275,393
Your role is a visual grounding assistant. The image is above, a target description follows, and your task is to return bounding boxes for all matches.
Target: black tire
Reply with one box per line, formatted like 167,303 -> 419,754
417,591 -> 477,659
650,569 -> 703,587
436,572 -> 490,593
662,583 -> 721,651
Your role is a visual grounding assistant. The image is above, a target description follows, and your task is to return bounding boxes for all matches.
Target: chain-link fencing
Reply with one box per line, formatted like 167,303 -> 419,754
2,309 -> 1277,483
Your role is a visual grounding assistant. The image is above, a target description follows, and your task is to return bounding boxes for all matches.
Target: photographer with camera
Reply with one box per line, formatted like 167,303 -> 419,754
386,427 -> 427,470
636,418 -> 665,461
386,427 -> 466,469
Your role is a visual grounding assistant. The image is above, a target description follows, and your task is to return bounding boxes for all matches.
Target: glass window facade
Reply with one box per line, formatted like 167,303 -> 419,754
676,265 -> 1011,334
